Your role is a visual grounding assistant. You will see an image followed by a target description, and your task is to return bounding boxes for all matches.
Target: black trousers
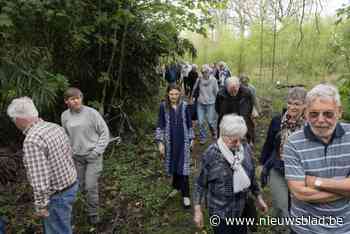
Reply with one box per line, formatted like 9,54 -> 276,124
172,174 -> 190,197
213,219 -> 247,234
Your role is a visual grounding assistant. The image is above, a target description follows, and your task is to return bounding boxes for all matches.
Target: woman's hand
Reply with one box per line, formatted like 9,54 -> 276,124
158,143 -> 165,157
194,205 -> 204,229
256,195 -> 268,213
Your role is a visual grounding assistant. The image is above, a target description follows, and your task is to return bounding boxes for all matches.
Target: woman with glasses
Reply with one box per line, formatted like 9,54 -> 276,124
260,87 -> 307,233
193,114 -> 268,234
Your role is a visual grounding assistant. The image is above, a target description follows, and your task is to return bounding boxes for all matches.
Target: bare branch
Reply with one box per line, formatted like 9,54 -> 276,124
297,0 -> 306,49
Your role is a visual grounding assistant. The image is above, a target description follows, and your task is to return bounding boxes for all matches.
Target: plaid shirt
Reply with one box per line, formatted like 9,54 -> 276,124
23,120 -> 77,212
193,143 -> 260,218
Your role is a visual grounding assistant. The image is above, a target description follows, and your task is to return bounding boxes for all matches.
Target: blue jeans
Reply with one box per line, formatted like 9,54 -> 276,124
0,217 -> 5,234
197,103 -> 217,142
43,182 -> 78,234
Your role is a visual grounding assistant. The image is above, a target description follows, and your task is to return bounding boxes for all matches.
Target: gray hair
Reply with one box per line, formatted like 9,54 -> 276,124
287,87 -> 307,103
218,61 -> 226,67
7,97 -> 39,119
226,76 -> 240,87
306,84 -> 341,107
201,64 -> 212,74
220,114 -> 247,138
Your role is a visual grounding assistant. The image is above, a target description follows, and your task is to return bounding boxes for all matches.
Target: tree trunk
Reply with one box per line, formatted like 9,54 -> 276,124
109,22 -> 128,113
271,4 -> 277,84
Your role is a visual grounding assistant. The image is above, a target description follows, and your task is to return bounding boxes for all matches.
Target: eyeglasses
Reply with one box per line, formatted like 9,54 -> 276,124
308,111 -> 336,119
287,101 -> 304,106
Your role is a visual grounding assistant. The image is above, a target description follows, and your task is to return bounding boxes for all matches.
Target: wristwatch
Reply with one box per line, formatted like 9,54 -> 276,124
314,177 -> 322,188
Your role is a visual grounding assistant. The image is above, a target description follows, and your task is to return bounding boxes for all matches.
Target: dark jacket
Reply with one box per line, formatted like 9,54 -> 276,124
193,143 -> 260,218
259,113 -> 284,187
215,85 -> 255,143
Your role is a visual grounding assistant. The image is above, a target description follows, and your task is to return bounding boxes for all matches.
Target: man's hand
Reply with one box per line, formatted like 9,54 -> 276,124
305,175 -> 317,188
34,208 -> 49,219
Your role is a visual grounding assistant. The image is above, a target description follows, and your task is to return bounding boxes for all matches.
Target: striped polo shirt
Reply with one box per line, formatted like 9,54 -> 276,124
284,123 -> 350,234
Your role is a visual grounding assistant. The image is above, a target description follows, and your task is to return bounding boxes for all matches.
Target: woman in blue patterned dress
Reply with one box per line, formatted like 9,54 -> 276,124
155,84 -> 195,208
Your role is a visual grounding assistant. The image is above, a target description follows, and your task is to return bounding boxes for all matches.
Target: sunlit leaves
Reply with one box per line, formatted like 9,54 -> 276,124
0,13 -> 13,27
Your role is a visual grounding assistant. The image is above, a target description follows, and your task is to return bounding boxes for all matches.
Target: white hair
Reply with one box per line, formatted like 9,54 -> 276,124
218,61 -> 226,67
7,97 -> 39,119
226,76 -> 240,87
220,114 -> 247,138
201,64 -> 212,73
306,84 -> 341,107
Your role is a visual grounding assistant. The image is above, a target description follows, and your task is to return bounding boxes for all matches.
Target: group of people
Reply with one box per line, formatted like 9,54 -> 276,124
156,62 -> 263,233
157,63 -> 350,234
4,88 -> 109,233
2,66 -> 350,234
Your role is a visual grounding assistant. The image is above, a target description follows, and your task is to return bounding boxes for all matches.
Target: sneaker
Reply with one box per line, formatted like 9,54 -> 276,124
88,215 -> 100,225
183,197 -> 191,209
168,189 -> 178,198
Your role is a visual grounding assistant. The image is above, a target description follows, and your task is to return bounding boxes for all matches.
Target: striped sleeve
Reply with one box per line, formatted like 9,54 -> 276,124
283,140 -> 305,181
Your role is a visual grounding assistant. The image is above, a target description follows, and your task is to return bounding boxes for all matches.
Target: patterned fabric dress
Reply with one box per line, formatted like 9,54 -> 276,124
155,101 -> 195,176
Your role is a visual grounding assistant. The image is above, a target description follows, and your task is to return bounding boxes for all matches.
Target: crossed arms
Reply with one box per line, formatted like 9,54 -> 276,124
288,176 -> 350,203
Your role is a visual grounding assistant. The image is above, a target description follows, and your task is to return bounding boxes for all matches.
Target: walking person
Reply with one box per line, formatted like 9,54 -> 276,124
217,61 -> 231,88
155,84 -> 195,208
191,64 -> 219,144
260,87 -> 307,234
187,64 -> 199,97
7,97 -> 78,233
61,87 -> 110,225
215,76 -> 255,144
193,114 -> 268,234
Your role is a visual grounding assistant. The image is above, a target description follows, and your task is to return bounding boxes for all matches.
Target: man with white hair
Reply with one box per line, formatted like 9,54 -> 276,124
284,84 -> 350,233
7,97 -> 78,234
215,76 -> 255,144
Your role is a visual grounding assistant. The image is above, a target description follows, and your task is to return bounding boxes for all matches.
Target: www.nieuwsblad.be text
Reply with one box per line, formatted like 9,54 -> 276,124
209,215 -> 344,227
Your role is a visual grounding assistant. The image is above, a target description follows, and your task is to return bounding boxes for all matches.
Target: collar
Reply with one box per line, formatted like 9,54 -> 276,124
23,118 -> 43,135
69,105 -> 84,114
304,122 -> 345,145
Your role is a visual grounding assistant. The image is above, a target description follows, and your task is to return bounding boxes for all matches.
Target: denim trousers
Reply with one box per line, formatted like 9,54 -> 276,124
0,216 -> 5,234
43,182 -> 78,234
197,103 -> 217,142
74,154 -> 103,217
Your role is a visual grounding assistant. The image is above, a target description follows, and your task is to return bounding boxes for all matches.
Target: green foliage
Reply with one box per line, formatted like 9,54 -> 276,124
185,14 -> 350,113
338,76 -> 350,121
0,62 -> 68,116
0,0 -> 224,130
